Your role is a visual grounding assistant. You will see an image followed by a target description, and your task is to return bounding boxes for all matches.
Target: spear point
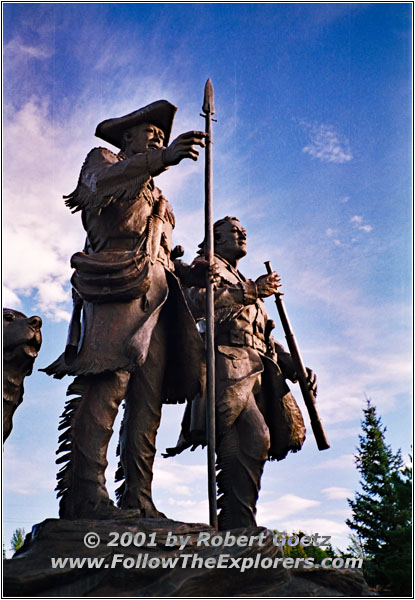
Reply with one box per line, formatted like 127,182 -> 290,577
202,78 -> 215,115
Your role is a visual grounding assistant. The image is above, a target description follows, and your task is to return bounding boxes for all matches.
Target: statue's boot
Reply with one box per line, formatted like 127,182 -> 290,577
216,395 -> 270,530
117,319 -> 167,519
56,371 -> 130,519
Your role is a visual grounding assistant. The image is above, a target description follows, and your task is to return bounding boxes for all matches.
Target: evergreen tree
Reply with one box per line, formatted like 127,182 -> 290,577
347,398 -> 412,596
10,528 -> 25,553
381,457 -> 412,596
344,533 -> 365,559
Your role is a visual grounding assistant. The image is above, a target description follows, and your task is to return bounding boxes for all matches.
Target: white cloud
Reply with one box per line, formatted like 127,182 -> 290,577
350,215 -> 372,233
3,287 -> 22,308
322,486 -> 352,500
254,497 -> 354,549
300,121 -> 352,164
326,228 -> 336,236
152,458 -> 210,523
277,518 -> 351,550
153,458 -> 207,496
4,36 -> 53,60
164,497 -> 210,524
2,85 -> 208,320
3,442 -> 56,495
312,454 -> 355,471
325,425 -> 360,442
263,243 -> 411,430
3,99 -> 85,320
257,494 -> 320,524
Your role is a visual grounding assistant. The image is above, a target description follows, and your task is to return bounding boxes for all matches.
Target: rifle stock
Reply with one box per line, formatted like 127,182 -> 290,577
264,261 -> 330,451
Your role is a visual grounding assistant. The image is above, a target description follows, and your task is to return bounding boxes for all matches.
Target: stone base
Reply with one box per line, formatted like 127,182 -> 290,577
3,517 -> 369,597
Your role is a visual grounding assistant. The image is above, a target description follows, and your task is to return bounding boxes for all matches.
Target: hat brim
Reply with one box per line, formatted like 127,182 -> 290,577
95,100 -> 177,150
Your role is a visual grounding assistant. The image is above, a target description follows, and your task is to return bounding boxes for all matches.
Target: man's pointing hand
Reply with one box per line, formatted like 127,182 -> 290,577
163,131 -> 206,166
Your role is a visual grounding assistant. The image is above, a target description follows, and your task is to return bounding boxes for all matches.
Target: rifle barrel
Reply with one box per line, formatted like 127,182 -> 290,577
264,261 -> 330,451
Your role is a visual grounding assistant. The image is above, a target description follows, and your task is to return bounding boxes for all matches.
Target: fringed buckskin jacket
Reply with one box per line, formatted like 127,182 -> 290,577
167,254 -> 306,460
43,147 -> 204,404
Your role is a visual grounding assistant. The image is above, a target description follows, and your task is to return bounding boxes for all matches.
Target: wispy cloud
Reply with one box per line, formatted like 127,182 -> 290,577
2,88 -> 209,319
165,497 -> 210,525
257,494 -> 320,524
3,99 -> 83,320
4,36 -> 53,60
312,454 -> 355,471
152,458 -> 210,523
300,120 -> 353,163
324,213 -> 373,248
322,486 -> 352,500
3,287 -> 22,308
278,517 -> 350,550
350,216 -> 373,233
3,442 -> 56,495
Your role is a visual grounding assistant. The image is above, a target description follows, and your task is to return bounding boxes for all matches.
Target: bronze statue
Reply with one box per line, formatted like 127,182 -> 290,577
3,308 -> 42,443
43,101 -> 207,519
165,217 -> 318,530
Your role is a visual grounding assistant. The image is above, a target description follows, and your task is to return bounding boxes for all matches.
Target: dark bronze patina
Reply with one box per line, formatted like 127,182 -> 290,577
3,308 -> 42,442
165,217 -> 319,530
201,78 -> 218,529
265,260 -> 329,451
43,101 -> 207,519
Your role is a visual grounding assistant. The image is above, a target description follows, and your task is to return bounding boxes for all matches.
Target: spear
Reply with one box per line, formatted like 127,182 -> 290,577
201,79 -> 218,528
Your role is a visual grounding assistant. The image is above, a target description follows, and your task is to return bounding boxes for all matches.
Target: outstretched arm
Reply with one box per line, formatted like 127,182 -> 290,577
92,130 -> 206,187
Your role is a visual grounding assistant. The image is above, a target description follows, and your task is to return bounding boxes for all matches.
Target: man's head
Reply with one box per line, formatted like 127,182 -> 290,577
198,216 -> 247,265
122,122 -> 165,156
95,100 -> 177,151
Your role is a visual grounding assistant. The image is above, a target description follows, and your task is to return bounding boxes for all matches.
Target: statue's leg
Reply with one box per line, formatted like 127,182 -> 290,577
216,393 -> 270,530
56,370 -> 130,519
118,316 -> 167,517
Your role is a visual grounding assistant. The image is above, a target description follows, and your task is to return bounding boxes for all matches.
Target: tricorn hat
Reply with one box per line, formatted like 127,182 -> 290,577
95,100 -> 177,149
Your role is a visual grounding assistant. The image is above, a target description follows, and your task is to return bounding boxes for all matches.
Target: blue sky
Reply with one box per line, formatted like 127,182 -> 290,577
2,2 -> 412,556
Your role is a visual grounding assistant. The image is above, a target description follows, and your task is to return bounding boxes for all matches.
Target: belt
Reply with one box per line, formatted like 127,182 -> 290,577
105,238 -> 141,250
104,238 -> 175,273
215,330 -> 267,354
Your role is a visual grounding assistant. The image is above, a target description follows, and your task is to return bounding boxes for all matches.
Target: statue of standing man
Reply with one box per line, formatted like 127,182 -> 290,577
165,216 -> 318,530
44,101 -> 206,520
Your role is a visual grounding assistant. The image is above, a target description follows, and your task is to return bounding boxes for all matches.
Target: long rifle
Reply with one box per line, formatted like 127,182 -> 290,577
202,79 -> 218,528
264,261 -> 330,451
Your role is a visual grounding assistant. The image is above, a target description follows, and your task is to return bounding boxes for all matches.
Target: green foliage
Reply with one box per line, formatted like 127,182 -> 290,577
343,533 -> 365,559
10,528 -> 26,553
273,530 -> 335,562
347,398 -> 412,596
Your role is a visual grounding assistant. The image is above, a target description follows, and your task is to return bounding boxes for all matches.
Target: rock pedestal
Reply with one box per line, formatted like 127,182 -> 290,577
4,517 -> 369,597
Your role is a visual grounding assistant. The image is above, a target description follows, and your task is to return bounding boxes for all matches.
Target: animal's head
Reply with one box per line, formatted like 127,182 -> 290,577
3,308 -> 43,374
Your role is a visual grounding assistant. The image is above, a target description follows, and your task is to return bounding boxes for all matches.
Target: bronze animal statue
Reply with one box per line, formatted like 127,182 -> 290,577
43,101 -> 207,519
3,308 -> 42,443
165,217 -> 318,530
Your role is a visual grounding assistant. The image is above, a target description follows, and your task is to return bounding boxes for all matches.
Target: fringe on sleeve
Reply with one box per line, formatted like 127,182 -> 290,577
63,147 -> 150,214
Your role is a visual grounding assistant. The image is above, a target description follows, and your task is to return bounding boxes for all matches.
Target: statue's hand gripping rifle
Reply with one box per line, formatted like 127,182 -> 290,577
264,261 -> 330,451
